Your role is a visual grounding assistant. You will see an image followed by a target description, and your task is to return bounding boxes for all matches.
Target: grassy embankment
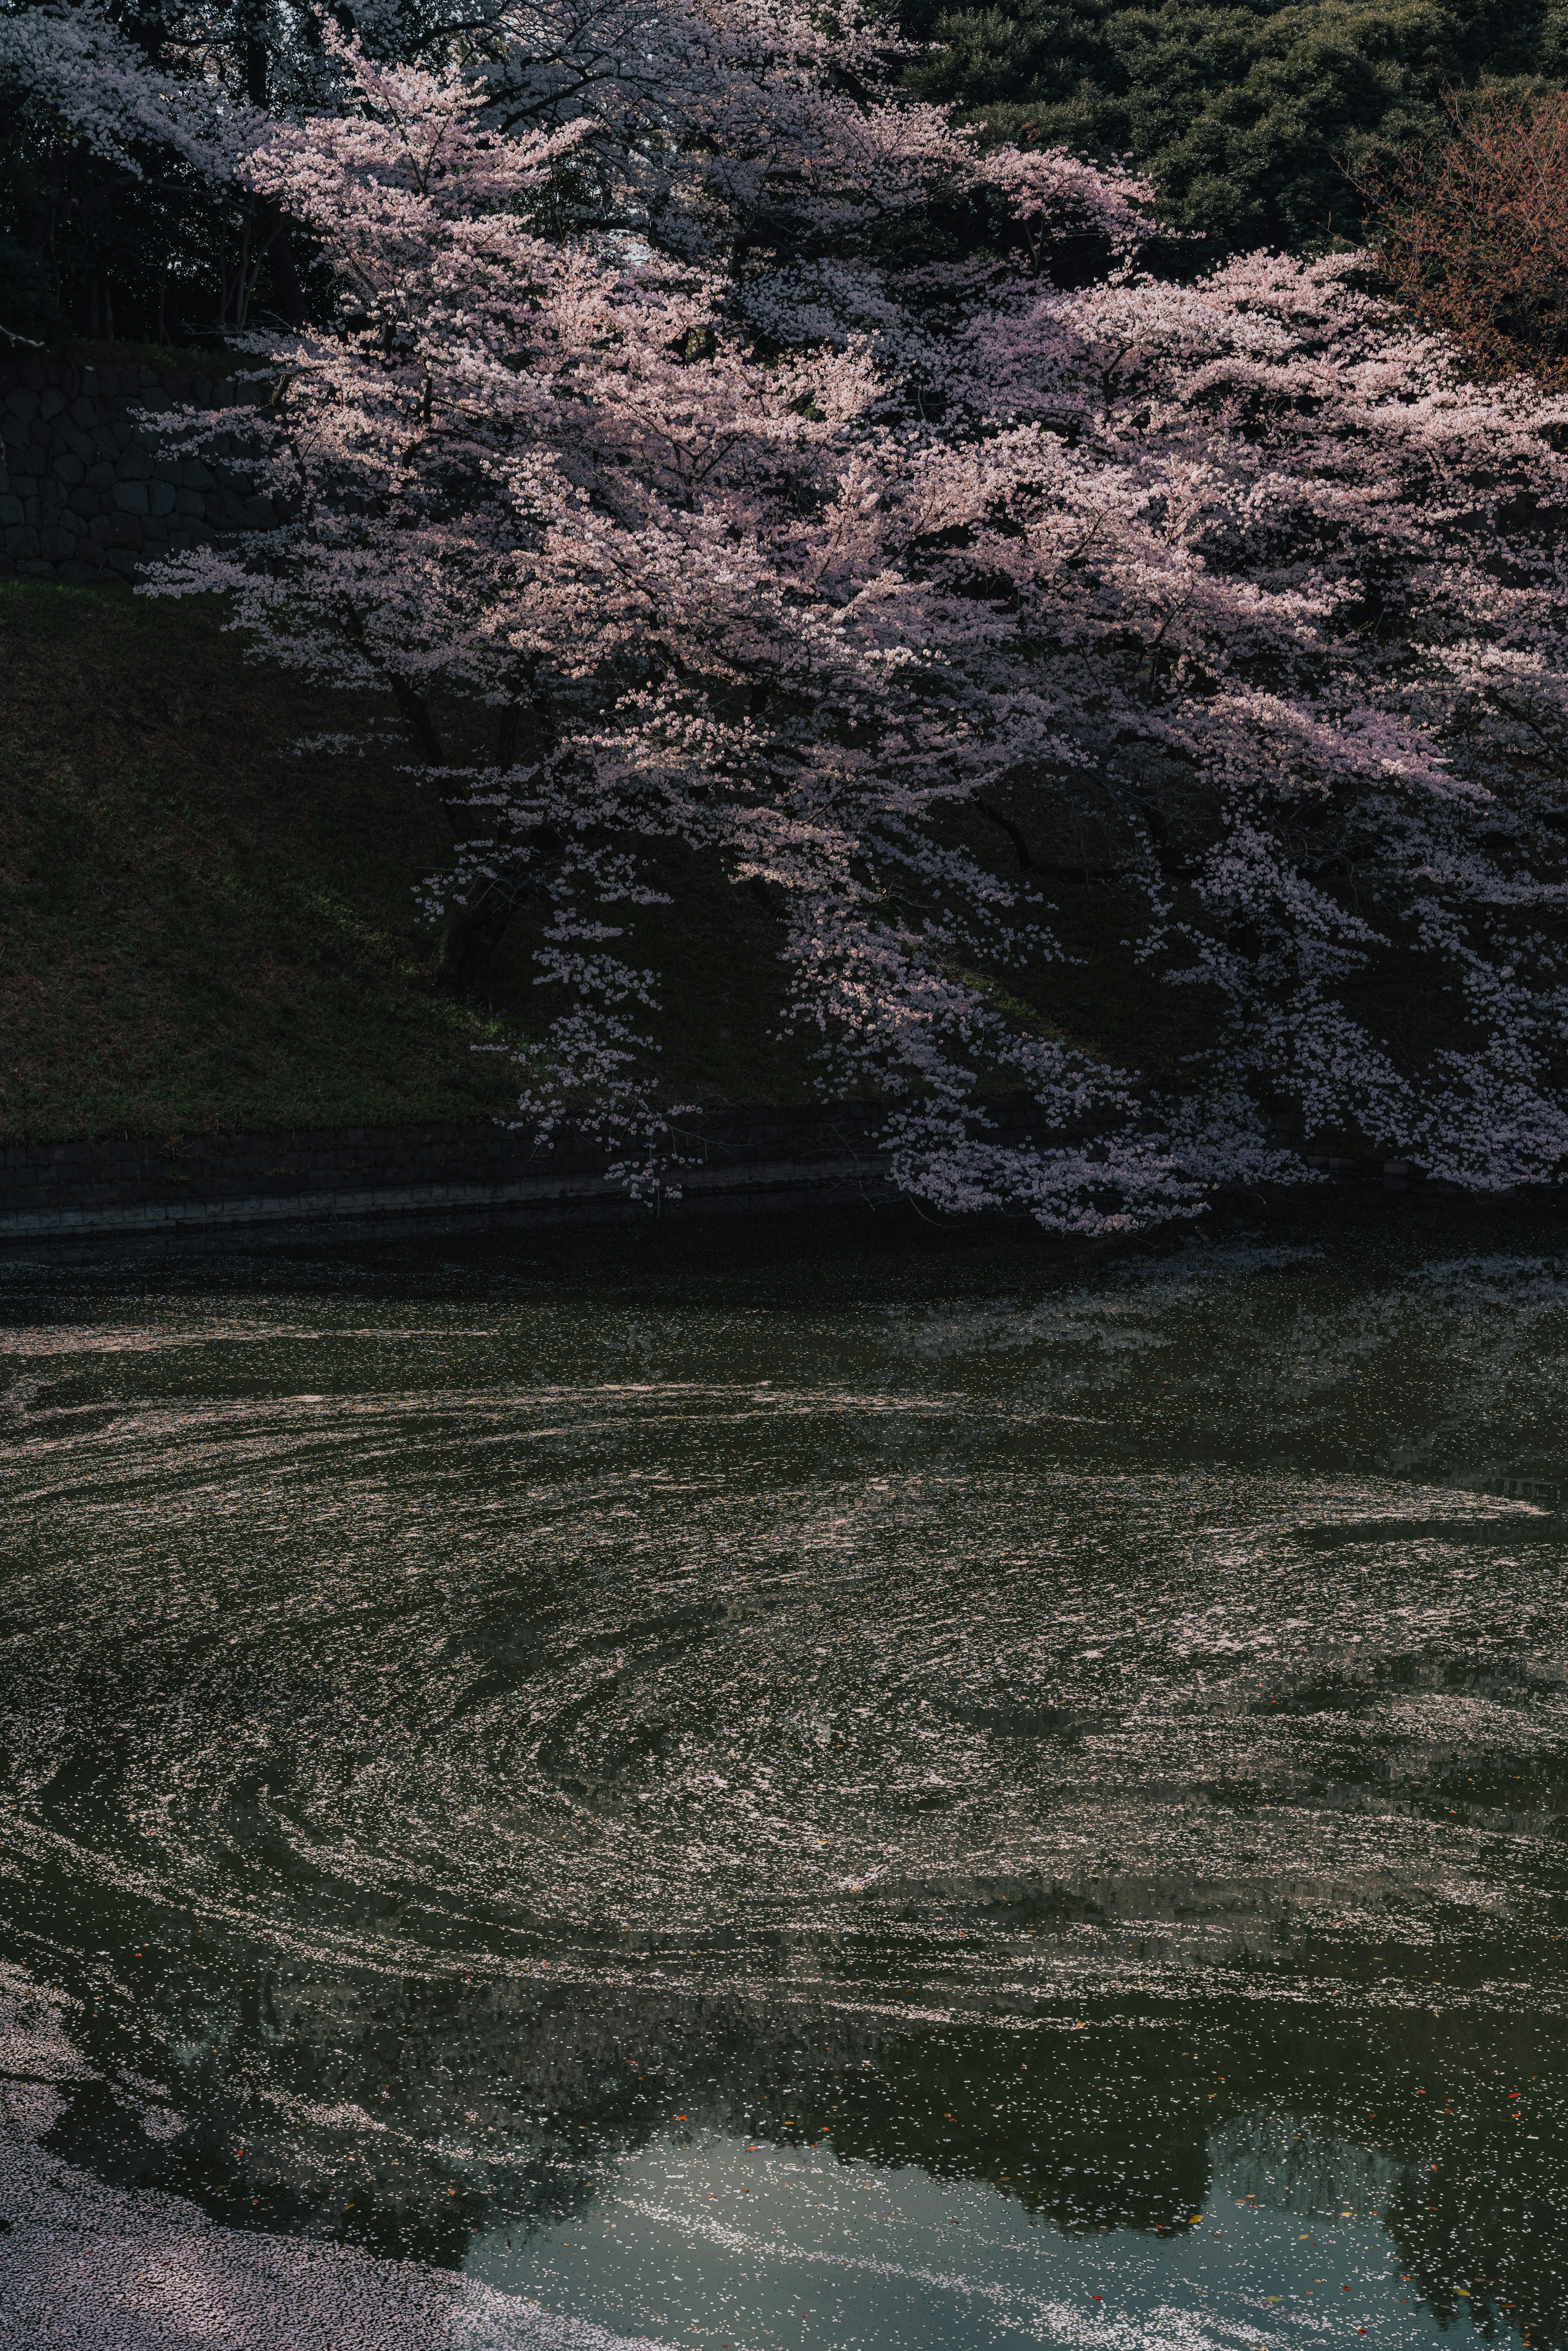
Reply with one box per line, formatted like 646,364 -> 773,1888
1,572 -> 1209,1150
0,578 -> 830,1145
45,337 -> 240,375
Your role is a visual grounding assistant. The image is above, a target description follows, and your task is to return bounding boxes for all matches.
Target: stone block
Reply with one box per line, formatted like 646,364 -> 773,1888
180,459 -> 216,490
87,461 -> 116,489
176,487 -> 205,517
88,514 -> 114,546
67,488 -> 99,519
242,495 -> 274,526
60,422 -> 95,461
149,479 -> 177,517
105,546 -> 140,576
114,479 -> 150,515
51,452 -> 85,486
40,524 -> 75,556
38,390 -> 64,421
120,444 -> 154,481
0,414 -> 26,447
4,388 -> 38,423
3,526 -> 40,558
0,496 -> 20,526
110,511 -> 142,546
69,397 -> 97,428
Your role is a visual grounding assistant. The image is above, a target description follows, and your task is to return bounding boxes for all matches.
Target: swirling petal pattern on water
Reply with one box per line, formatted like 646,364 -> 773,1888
1,1224 -> 1566,2349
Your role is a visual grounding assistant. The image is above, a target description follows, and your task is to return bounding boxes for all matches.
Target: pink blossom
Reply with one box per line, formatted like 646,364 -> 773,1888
128,37 -> 1568,1220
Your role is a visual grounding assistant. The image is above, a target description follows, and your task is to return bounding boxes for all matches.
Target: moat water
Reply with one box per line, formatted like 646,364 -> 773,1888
0,1214 -> 1564,2348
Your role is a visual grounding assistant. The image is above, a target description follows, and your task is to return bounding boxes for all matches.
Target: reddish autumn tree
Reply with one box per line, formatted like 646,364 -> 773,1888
1359,88 -> 1568,386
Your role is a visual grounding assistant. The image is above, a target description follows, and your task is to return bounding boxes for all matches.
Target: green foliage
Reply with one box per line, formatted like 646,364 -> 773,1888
902,0 -> 1563,250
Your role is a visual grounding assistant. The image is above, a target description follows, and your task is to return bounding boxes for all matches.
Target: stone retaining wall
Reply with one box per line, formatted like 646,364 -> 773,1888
0,1103 -> 914,1239
0,1103 -> 894,1212
0,354 -> 268,584
0,1101 -> 1439,1244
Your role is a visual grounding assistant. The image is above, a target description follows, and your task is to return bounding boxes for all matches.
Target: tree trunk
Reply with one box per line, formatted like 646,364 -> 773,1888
259,202 -> 307,330
383,677 -> 551,980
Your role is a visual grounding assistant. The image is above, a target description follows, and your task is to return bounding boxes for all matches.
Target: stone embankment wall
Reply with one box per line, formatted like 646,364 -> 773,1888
0,1103 -> 1438,1245
0,355 -> 268,584
0,1103 -> 909,1240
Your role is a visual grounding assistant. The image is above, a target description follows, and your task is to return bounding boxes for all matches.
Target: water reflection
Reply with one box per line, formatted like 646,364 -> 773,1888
460,2115 -> 1500,2351
1,1216 -> 1566,2346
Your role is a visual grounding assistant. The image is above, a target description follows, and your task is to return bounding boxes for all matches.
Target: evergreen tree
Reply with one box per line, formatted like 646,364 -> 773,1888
901,0 -> 1568,251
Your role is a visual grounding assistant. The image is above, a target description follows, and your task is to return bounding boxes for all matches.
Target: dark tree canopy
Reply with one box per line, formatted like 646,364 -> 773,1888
0,0 -> 329,347
6,0 -> 1568,348
900,0 -> 1568,252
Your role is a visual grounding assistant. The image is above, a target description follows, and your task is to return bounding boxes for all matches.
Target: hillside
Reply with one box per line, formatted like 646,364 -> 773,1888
0,580 -> 824,1145
1,578 -> 1212,1151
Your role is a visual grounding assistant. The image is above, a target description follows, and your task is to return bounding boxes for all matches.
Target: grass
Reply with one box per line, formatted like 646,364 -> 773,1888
0,580 -> 829,1146
1,582 -> 526,1144
0,577 -> 1218,1150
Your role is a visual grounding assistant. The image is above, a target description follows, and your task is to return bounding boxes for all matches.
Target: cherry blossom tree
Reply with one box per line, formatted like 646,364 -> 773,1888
0,0 -> 293,335
135,31 -> 1568,1221
941,248 -> 1568,1196
0,0 -> 251,178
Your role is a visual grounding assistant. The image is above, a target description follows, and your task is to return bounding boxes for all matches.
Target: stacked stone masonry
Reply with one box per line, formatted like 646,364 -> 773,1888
0,355 -> 269,583
0,1100 -> 1428,1240
0,1103 -> 918,1227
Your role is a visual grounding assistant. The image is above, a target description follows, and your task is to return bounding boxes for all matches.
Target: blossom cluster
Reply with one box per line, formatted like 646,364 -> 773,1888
23,1 -> 1568,1221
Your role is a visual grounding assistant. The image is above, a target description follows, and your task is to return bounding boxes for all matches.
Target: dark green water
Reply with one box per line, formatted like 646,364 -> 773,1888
1,1215 -> 1564,2349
